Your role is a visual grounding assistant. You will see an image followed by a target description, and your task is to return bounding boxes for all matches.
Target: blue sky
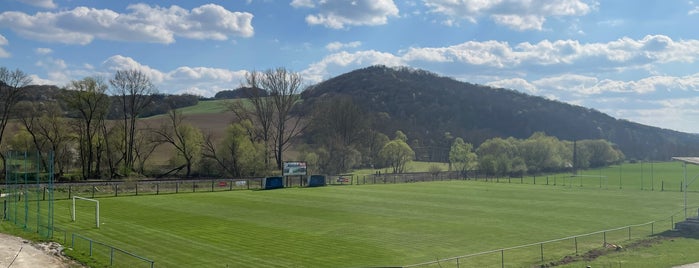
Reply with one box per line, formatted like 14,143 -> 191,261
2,1 -> 699,133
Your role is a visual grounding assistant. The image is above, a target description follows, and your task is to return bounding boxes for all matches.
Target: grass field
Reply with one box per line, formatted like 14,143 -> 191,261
5,161 -> 699,267
49,177 -> 699,267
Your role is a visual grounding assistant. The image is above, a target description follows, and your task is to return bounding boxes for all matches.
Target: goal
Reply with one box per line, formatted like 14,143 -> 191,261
72,196 -> 100,228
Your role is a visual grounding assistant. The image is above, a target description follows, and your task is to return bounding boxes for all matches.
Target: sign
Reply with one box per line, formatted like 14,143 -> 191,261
283,161 -> 307,176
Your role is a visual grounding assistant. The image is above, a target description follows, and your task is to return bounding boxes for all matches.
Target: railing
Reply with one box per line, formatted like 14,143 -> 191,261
402,208 -> 697,268
65,231 -> 155,268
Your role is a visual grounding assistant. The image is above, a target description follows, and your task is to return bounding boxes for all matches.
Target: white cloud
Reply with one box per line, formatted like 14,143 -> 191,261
102,55 -> 166,83
292,0 -> 399,29
35,47 -> 52,55
101,55 -> 249,97
423,0 -> 595,31
397,35 -> 699,74
302,50 -> 404,83
0,4 -> 254,45
17,0 -> 56,9
0,34 -> 9,58
326,41 -> 362,51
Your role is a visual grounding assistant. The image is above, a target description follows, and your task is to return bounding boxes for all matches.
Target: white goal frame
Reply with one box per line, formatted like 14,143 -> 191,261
72,196 -> 100,228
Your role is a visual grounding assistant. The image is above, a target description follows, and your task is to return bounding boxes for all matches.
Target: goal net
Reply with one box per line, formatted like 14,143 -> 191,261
72,196 -> 100,228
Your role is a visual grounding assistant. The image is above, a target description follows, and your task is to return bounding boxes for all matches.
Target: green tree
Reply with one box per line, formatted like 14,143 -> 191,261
519,132 -> 569,173
477,137 -> 520,176
379,132 -> 415,173
449,137 -> 477,176
202,120 -> 265,177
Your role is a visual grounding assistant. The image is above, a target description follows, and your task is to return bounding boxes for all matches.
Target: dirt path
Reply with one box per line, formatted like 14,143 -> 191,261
0,233 -> 79,268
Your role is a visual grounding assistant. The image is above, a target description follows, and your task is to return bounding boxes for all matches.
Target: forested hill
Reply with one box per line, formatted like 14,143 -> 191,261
300,65 -> 699,161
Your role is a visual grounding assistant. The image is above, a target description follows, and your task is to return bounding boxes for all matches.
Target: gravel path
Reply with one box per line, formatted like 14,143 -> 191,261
0,233 -> 76,268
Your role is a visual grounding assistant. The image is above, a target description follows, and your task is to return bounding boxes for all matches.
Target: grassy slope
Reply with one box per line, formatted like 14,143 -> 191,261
55,180 -> 699,268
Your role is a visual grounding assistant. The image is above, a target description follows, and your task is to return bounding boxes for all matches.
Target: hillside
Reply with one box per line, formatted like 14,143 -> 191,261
300,65 -> 699,161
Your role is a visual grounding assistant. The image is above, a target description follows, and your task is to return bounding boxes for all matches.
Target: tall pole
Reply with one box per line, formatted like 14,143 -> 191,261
684,162 -> 688,219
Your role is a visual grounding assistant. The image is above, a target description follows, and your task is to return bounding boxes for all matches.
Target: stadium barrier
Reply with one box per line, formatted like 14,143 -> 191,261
401,208 -> 699,268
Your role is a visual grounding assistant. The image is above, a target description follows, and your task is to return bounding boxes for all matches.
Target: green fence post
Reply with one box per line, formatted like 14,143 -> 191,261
156,183 -> 159,195
110,247 -> 114,266
574,236 -> 578,254
628,226 -> 631,240
501,249 -> 504,268
540,243 -> 544,262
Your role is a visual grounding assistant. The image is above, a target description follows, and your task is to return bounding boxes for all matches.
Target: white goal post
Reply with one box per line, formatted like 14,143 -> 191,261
72,196 -> 100,228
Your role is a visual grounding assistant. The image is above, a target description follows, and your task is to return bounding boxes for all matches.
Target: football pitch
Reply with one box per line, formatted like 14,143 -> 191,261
55,177 -> 699,267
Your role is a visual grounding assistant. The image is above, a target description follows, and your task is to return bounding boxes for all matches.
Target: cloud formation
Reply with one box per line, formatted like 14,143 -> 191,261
291,0 -> 399,29
0,3 -> 254,45
16,0 -> 56,9
326,41 -> 362,51
423,0 -> 595,30
101,55 -> 248,96
0,34 -> 9,58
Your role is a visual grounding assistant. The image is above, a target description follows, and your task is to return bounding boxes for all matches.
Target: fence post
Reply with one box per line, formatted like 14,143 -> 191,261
71,233 -> 75,248
69,185 -> 72,199
110,247 -> 114,266
211,180 -> 214,192
501,249 -> 504,268
574,237 -> 578,254
193,181 -> 196,192
628,226 -> 631,240
92,186 -> 95,198
89,239 -> 93,256
651,222 -> 654,235
115,184 -> 118,197
603,231 -> 606,245
156,183 -> 160,195
176,181 -> 179,193
672,216 -> 674,230
540,243 -> 544,262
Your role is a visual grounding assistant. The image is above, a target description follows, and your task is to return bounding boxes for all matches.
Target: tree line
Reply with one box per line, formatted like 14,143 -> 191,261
0,66 -> 624,181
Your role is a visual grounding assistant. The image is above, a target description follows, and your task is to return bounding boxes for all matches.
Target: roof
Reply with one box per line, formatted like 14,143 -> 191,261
672,157 -> 699,165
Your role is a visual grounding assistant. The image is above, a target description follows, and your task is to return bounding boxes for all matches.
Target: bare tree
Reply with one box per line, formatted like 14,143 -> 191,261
64,77 -> 110,179
152,108 -> 202,177
229,68 -> 306,170
109,69 -> 156,175
0,67 -> 32,164
228,72 -> 274,169
15,101 -> 74,177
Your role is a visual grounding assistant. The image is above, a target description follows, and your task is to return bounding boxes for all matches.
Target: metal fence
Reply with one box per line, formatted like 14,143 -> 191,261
0,172 -> 463,201
51,227 -> 154,268
402,208 -> 697,268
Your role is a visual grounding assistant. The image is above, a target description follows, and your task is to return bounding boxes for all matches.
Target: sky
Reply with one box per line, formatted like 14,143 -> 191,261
1,1 -> 699,133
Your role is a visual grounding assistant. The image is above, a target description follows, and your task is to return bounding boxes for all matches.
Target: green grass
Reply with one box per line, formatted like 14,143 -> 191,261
46,179 -> 699,267
176,99 -> 230,115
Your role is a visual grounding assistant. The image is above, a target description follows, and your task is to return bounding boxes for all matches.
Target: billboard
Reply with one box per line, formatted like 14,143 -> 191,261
283,161 -> 307,176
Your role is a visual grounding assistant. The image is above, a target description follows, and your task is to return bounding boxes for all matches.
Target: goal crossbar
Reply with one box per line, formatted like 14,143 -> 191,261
72,196 -> 100,228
